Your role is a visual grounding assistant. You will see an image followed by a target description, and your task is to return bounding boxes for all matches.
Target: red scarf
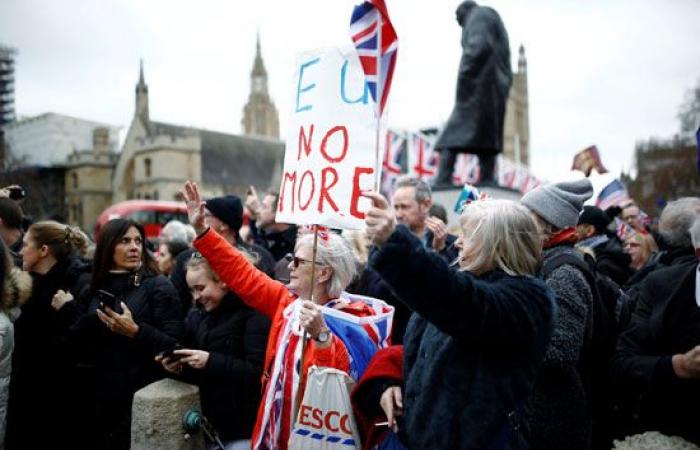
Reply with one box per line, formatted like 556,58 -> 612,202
544,227 -> 579,249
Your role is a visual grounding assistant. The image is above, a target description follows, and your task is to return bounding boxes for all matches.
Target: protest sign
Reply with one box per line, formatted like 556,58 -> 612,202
277,46 -> 379,230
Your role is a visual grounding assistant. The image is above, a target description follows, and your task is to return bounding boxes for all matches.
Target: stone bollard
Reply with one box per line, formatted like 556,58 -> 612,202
131,378 -> 205,450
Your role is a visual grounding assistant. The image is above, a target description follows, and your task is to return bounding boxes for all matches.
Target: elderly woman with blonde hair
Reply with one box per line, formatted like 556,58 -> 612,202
355,192 -> 555,450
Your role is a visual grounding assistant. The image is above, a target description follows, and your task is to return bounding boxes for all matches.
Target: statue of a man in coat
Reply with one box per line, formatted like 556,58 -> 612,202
433,1 -> 512,187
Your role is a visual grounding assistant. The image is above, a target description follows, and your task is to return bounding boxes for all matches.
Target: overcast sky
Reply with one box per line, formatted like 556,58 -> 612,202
2,0 -> 699,188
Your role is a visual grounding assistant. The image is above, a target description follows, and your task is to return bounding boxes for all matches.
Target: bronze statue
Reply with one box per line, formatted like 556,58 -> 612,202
434,1 -> 512,187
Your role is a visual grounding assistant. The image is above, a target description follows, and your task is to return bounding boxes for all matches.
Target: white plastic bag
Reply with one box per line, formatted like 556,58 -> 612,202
288,366 -> 362,450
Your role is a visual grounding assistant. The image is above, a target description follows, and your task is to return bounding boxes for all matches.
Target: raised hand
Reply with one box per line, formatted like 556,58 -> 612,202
363,191 -> 396,246
425,216 -> 448,252
181,181 -> 207,235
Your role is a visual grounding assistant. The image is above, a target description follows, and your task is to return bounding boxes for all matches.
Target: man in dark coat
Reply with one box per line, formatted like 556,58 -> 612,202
434,1 -> 513,187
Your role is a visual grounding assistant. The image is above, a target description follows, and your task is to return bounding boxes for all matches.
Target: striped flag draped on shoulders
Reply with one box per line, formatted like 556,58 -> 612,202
350,0 -> 398,115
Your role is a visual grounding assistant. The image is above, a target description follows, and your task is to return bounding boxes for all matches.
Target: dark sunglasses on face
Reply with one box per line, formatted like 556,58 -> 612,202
284,253 -> 325,269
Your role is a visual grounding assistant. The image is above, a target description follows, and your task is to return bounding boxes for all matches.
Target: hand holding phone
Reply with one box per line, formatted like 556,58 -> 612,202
160,344 -> 185,362
96,289 -> 118,311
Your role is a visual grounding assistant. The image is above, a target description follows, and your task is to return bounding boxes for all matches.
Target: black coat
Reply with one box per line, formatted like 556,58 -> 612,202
69,271 -> 184,449
5,257 -> 91,449
180,294 -> 270,442
611,260 -> 700,444
370,225 -> 555,449
434,1 -> 512,156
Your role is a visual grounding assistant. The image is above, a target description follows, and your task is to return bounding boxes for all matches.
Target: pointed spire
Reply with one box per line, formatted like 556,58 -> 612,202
135,59 -> 149,121
518,44 -> 527,74
252,33 -> 267,78
139,58 -> 145,85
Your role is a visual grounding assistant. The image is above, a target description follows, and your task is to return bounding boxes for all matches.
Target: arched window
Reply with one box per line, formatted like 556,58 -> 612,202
144,158 -> 152,178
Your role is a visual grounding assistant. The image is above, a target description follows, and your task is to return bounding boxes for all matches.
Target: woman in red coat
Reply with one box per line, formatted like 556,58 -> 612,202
182,181 -> 379,450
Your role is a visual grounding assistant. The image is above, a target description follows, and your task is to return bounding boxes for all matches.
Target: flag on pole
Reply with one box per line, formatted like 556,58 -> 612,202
596,179 -> 631,210
452,154 -> 480,186
350,0 -> 398,115
571,145 -> 609,177
380,129 -> 405,197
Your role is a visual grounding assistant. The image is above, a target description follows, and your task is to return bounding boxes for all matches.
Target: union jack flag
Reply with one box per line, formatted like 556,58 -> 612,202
381,129 -> 405,197
350,0 -> 398,116
596,179 -> 630,211
408,132 -> 439,182
453,154 -> 480,185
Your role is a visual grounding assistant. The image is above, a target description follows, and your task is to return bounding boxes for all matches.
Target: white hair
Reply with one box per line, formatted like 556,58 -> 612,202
659,197 -> 700,248
296,232 -> 358,298
459,199 -> 542,276
160,220 -> 193,244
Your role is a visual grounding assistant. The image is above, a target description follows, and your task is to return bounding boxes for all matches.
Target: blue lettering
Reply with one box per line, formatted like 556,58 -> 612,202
340,60 -> 369,105
295,57 -> 321,112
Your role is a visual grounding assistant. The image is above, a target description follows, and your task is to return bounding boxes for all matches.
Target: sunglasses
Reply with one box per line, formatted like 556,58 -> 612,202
284,253 -> 325,269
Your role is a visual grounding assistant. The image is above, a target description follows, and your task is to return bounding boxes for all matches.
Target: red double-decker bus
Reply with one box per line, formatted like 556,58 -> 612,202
95,200 -> 188,241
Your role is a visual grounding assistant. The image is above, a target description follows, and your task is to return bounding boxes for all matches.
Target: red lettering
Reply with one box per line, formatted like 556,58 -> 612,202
279,171 -> 297,213
350,166 -> 374,219
298,124 -> 314,160
299,405 -> 312,427
340,414 -> 352,435
325,411 -> 340,432
298,170 -> 315,211
318,167 -> 339,213
311,407 -> 323,429
320,126 -> 349,163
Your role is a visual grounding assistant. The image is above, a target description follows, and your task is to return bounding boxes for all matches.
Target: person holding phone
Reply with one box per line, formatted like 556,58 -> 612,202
58,218 -> 183,450
157,254 -> 269,449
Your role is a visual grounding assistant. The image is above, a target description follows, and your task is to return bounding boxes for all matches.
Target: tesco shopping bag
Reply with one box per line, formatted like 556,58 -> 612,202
289,366 -> 362,450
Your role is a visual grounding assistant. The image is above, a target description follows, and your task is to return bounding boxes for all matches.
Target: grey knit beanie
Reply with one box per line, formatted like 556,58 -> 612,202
521,179 -> 593,229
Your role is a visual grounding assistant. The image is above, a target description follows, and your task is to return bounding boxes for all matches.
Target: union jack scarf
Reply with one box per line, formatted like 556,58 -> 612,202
254,293 -> 394,450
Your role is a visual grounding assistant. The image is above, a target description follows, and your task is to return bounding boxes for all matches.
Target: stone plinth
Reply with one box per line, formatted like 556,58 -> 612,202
131,378 -> 205,450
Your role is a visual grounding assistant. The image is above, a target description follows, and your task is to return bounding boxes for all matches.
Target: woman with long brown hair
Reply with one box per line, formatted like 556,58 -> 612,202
56,218 -> 183,450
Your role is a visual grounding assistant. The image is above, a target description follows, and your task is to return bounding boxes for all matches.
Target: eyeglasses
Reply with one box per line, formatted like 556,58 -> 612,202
284,253 -> 325,269
190,251 -> 203,260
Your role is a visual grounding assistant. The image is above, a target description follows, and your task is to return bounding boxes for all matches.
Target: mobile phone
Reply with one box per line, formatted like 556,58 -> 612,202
96,289 -> 118,311
161,344 -> 185,361
7,186 -> 25,200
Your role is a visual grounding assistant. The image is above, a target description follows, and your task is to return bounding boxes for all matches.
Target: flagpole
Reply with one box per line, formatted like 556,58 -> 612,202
373,10 -> 383,192
293,224 -> 319,423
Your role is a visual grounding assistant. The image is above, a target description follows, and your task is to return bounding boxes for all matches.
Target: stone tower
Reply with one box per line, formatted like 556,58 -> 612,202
65,127 -> 118,233
135,59 -> 149,124
242,34 -> 280,139
502,45 -> 530,167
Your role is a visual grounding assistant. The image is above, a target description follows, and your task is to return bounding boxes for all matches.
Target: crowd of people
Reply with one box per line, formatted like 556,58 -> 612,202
0,177 -> 698,450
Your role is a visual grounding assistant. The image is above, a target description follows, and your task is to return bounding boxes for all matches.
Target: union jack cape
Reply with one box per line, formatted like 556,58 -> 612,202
254,293 -> 394,449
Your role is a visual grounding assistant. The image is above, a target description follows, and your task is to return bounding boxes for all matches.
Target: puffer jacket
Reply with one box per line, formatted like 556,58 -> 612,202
0,267 -> 31,447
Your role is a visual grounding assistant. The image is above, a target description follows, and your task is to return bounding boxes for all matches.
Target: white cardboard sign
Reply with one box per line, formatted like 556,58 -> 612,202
276,46 -> 378,230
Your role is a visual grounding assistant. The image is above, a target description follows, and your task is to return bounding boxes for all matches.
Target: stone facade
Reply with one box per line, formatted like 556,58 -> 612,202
241,35 -> 280,139
64,127 -> 117,232
111,51 -> 284,205
502,45 -> 530,167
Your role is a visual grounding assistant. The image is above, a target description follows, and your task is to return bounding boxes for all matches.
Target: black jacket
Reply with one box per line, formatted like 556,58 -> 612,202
370,225 -> 555,449
180,294 -> 270,442
66,271 -> 183,449
6,256 -> 91,449
250,221 -> 298,262
611,260 -> 700,444
434,1 -> 512,155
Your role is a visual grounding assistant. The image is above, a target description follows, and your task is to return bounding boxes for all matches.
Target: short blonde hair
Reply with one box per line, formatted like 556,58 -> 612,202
458,199 -> 542,276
